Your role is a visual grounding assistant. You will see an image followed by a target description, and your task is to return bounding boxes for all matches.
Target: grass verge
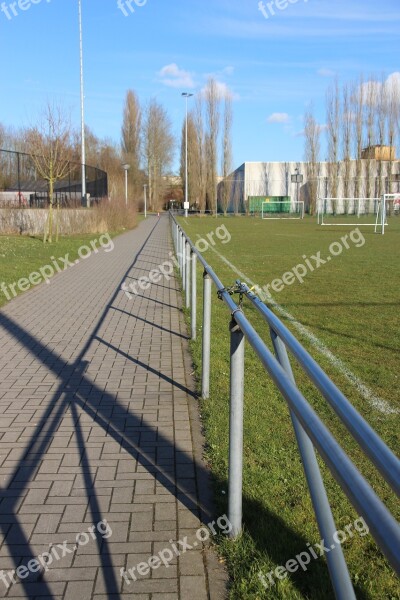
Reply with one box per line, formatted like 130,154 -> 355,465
177,215 -> 400,600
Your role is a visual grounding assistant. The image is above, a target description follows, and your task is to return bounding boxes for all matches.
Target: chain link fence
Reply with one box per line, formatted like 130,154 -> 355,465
0,149 -> 108,208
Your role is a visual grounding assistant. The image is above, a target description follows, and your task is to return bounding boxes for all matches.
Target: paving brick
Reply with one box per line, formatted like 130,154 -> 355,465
180,575 -> 208,600
23,489 -> 49,505
34,513 -> 61,534
64,580 -> 94,600
0,216 -> 226,600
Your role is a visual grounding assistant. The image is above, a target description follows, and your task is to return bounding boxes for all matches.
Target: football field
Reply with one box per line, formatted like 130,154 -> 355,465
177,214 -> 400,600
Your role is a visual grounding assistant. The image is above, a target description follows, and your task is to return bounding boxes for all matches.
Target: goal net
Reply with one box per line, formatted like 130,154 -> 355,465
262,200 -> 304,220
317,195 -> 397,234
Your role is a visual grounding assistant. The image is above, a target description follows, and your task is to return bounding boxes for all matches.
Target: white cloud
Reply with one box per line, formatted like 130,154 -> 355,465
267,112 -> 290,123
295,123 -> 327,137
158,64 -> 195,89
200,80 -> 240,101
358,72 -> 400,106
385,72 -> 400,95
317,68 -> 336,77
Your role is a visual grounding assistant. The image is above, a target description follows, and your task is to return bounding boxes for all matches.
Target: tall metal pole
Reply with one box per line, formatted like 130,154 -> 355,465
78,0 -> 86,204
143,184 -> 147,218
125,170 -> 128,206
185,95 -> 188,218
182,93 -> 193,218
122,164 -> 130,207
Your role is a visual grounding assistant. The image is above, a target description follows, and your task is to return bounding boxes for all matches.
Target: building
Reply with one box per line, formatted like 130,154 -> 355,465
219,159 -> 400,214
361,145 -> 396,161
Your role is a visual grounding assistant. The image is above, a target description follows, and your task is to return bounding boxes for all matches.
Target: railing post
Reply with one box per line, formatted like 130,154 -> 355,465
270,329 -> 356,600
182,236 -> 186,292
177,230 -> 181,273
201,271 -> 212,399
185,241 -> 190,309
174,222 -> 177,253
191,252 -> 197,340
228,317 -> 245,538
180,231 -> 184,276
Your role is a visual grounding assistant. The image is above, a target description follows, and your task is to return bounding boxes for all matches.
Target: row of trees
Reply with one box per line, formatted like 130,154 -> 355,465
1,77 -> 235,217
178,79 -> 234,213
121,91 -> 177,212
120,78 -> 235,214
304,74 -> 400,213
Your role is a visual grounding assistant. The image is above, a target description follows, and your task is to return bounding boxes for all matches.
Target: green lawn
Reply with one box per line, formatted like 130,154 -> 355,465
177,214 -> 400,600
0,233 -> 117,308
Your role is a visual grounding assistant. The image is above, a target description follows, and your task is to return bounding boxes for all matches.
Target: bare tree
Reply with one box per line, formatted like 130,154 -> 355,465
263,162 -> 271,197
0,123 -> 5,150
374,75 -> 386,197
121,90 -> 142,199
221,92 -> 233,215
192,96 -> 206,212
26,103 -> 73,242
384,75 -> 400,193
326,79 -> 340,198
143,99 -> 175,211
280,162 -> 290,196
204,78 -> 221,213
352,77 -> 364,198
364,78 -> 378,198
341,83 -> 353,200
303,106 -> 321,215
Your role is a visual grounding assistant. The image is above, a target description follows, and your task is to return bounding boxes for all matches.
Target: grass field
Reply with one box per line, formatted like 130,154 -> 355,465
0,234 -> 116,309
177,214 -> 400,600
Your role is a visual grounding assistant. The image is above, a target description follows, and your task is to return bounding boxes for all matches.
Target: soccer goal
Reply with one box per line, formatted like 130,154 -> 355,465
384,194 -> 400,217
317,196 -> 390,234
261,200 -> 304,220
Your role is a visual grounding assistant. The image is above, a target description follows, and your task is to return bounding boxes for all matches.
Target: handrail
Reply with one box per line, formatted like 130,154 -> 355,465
239,282 -> 400,496
169,213 -> 400,596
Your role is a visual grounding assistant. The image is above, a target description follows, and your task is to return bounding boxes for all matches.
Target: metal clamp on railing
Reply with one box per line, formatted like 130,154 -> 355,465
169,213 -> 400,600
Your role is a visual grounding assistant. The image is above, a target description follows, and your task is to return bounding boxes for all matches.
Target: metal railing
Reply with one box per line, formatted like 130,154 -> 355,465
170,213 -> 400,600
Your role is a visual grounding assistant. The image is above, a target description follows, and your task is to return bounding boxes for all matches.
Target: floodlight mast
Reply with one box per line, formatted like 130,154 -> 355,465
78,0 -> 86,203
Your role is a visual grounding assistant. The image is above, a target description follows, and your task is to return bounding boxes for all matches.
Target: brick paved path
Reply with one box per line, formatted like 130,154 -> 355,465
0,215 -> 227,600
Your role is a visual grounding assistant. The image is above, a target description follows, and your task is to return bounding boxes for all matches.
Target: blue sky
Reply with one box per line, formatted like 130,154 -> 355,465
0,0 -> 399,172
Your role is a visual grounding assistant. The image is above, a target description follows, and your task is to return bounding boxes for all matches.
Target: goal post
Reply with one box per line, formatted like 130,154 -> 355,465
317,196 -> 393,234
262,200 -> 304,220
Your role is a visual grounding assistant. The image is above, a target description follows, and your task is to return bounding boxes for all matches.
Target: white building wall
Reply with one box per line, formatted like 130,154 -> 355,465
220,160 -> 399,213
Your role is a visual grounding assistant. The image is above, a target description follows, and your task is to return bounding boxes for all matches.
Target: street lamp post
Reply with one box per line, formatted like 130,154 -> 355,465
122,164 -> 130,206
143,184 -> 148,218
182,92 -> 194,218
291,167 -> 303,204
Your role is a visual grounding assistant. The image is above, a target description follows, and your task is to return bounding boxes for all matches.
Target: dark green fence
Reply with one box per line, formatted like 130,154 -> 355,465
0,149 -> 108,207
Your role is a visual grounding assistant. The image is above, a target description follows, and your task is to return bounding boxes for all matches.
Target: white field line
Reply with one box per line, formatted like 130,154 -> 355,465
204,241 -> 397,416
